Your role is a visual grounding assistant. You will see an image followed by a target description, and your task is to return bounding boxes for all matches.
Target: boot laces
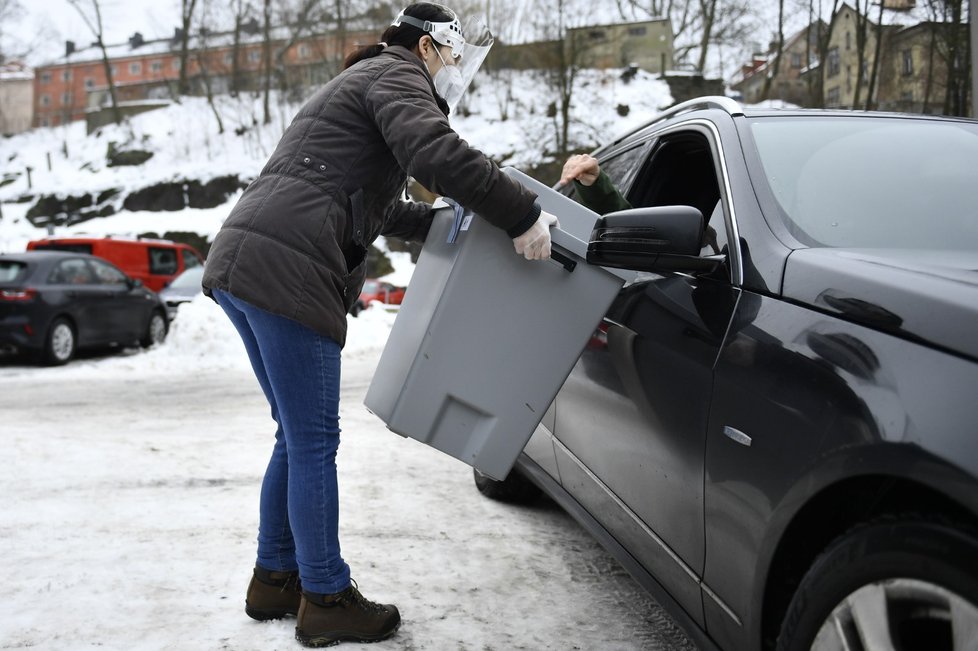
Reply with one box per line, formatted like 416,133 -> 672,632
281,573 -> 301,594
341,579 -> 388,614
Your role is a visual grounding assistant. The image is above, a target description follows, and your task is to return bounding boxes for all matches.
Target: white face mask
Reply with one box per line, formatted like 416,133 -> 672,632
428,46 -> 465,108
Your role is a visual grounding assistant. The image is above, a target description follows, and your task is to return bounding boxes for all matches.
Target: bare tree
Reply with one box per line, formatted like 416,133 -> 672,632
192,30 -> 225,134
67,0 -> 122,125
761,0 -> 786,99
0,0 -> 24,63
811,0 -> 841,106
178,0 -> 200,95
262,0 -> 272,123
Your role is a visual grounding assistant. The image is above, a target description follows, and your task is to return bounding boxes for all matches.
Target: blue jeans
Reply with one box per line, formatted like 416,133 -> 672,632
213,289 -> 351,595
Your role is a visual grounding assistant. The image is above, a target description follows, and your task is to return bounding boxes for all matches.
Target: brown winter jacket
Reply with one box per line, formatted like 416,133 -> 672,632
202,45 -> 539,347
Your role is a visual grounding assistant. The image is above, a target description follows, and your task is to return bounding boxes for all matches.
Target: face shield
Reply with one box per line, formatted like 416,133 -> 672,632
392,7 -> 494,111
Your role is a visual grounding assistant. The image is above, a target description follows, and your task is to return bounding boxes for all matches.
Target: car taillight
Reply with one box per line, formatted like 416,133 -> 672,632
0,288 -> 37,302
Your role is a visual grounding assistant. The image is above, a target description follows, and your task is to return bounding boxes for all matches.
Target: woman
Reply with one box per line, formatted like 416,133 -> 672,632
202,3 -> 557,648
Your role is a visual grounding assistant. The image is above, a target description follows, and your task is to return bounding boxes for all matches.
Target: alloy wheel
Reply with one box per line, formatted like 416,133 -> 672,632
812,578 -> 978,651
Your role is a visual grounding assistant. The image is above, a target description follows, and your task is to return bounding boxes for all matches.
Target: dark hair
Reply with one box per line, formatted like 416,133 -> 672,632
344,3 -> 455,69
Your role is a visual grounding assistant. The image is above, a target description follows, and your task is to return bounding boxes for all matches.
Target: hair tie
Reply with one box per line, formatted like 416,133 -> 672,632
379,42 -> 388,47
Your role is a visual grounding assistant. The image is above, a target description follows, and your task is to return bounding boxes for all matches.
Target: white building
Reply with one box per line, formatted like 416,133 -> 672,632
0,62 -> 34,135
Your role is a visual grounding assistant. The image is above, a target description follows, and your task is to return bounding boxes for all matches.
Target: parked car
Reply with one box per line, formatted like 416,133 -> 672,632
158,265 -> 204,321
352,279 -> 406,316
475,98 -> 978,651
0,251 -> 168,365
26,236 -> 204,292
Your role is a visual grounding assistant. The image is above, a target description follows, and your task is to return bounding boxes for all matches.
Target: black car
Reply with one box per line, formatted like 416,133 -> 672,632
475,98 -> 978,651
0,251 -> 168,365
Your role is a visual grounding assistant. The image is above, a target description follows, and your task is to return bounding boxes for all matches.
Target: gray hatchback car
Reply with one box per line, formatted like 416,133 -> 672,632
475,98 -> 978,651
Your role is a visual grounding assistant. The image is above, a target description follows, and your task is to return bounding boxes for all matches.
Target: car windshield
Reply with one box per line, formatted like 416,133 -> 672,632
362,281 -> 379,292
749,116 -> 978,250
168,266 -> 205,289
0,260 -> 27,283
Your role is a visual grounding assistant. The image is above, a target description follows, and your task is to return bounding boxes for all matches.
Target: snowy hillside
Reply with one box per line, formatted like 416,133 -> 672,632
0,67 -> 672,260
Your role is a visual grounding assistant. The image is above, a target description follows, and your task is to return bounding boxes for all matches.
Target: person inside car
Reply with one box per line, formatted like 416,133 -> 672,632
202,3 -> 558,647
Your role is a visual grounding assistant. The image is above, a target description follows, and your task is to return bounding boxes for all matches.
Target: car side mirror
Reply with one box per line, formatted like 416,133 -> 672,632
586,206 -> 724,274
128,278 -> 143,289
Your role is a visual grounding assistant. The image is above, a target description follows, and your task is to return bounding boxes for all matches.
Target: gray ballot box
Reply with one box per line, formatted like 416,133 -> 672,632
364,167 -> 628,480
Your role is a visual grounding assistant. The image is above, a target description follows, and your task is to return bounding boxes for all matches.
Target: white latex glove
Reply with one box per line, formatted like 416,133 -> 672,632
512,210 -> 559,261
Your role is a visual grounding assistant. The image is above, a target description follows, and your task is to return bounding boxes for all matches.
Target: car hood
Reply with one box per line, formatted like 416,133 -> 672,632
782,248 -> 978,361
158,286 -> 201,302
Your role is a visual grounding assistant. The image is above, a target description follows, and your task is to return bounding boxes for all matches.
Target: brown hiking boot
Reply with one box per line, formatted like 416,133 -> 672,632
245,566 -> 302,621
295,582 -> 400,648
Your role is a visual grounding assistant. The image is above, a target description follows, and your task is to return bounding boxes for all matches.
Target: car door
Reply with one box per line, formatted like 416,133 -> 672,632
553,125 -> 740,623
89,258 -> 148,342
46,257 -> 106,346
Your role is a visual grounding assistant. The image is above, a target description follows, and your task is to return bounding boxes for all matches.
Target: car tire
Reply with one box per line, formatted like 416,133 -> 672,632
140,310 -> 167,348
43,317 -> 76,366
776,516 -> 978,651
473,468 -> 541,504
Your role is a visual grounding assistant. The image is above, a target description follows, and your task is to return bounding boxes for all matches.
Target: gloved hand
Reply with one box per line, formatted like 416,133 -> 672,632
512,210 -> 559,261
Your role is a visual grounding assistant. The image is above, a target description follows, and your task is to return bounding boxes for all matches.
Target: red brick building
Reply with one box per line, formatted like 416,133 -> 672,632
33,25 -> 377,127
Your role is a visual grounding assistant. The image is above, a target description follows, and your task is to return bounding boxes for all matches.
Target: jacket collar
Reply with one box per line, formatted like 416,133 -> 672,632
380,45 -> 450,116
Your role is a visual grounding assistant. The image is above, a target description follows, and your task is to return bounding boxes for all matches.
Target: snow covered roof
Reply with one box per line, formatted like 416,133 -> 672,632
0,62 -> 33,81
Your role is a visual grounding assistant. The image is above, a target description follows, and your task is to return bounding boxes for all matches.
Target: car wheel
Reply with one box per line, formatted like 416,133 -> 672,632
776,517 -> 978,651
473,468 -> 541,504
43,317 -> 75,366
140,311 -> 167,348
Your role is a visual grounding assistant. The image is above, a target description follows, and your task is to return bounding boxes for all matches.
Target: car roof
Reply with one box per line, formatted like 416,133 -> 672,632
606,99 -> 978,151
1,251 -> 101,263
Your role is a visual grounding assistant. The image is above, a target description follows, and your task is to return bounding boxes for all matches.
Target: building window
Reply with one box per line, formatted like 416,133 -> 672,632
791,52 -> 802,68
129,61 -> 141,75
845,31 -> 851,50
588,30 -> 606,40
826,86 -> 841,107
151,60 -> 163,73
84,78 -> 94,89
110,65 -> 118,76
224,52 -> 234,65
173,59 -> 181,71
61,92 -> 72,105
41,71 -> 52,84
901,91 -> 914,103
627,26 -> 647,37
40,94 -> 50,106
40,117 -> 50,127
297,44 -> 309,59
827,47 -> 840,77
902,50 -> 913,75
62,69 -> 72,82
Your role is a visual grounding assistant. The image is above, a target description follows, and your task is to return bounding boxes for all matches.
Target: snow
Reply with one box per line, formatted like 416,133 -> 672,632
0,66 -> 693,650
0,293 -> 694,651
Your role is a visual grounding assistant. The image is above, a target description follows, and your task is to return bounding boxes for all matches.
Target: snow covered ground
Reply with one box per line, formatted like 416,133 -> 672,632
0,66 -> 691,649
0,301 -> 696,650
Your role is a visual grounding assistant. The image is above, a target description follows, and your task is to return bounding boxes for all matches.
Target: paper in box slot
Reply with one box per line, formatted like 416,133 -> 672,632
364,167 -> 628,480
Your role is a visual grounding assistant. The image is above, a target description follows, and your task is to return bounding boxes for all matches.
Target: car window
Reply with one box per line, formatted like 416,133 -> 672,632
629,131 -> 721,221
0,261 -> 27,282
749,116 -> 978,249
181,248 -> 201,269
90,258 -> 128,285
49,258 -> 96,285
168,266 -> 205,289
559,143 -> 648,206
149,247 -> 179,275
33,243 -> 93,254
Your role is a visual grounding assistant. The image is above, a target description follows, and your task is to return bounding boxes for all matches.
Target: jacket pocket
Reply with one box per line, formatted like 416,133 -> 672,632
342,188 -> 367,273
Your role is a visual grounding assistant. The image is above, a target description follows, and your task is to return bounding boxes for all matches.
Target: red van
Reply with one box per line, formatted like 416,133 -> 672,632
26,236 -> 204,292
